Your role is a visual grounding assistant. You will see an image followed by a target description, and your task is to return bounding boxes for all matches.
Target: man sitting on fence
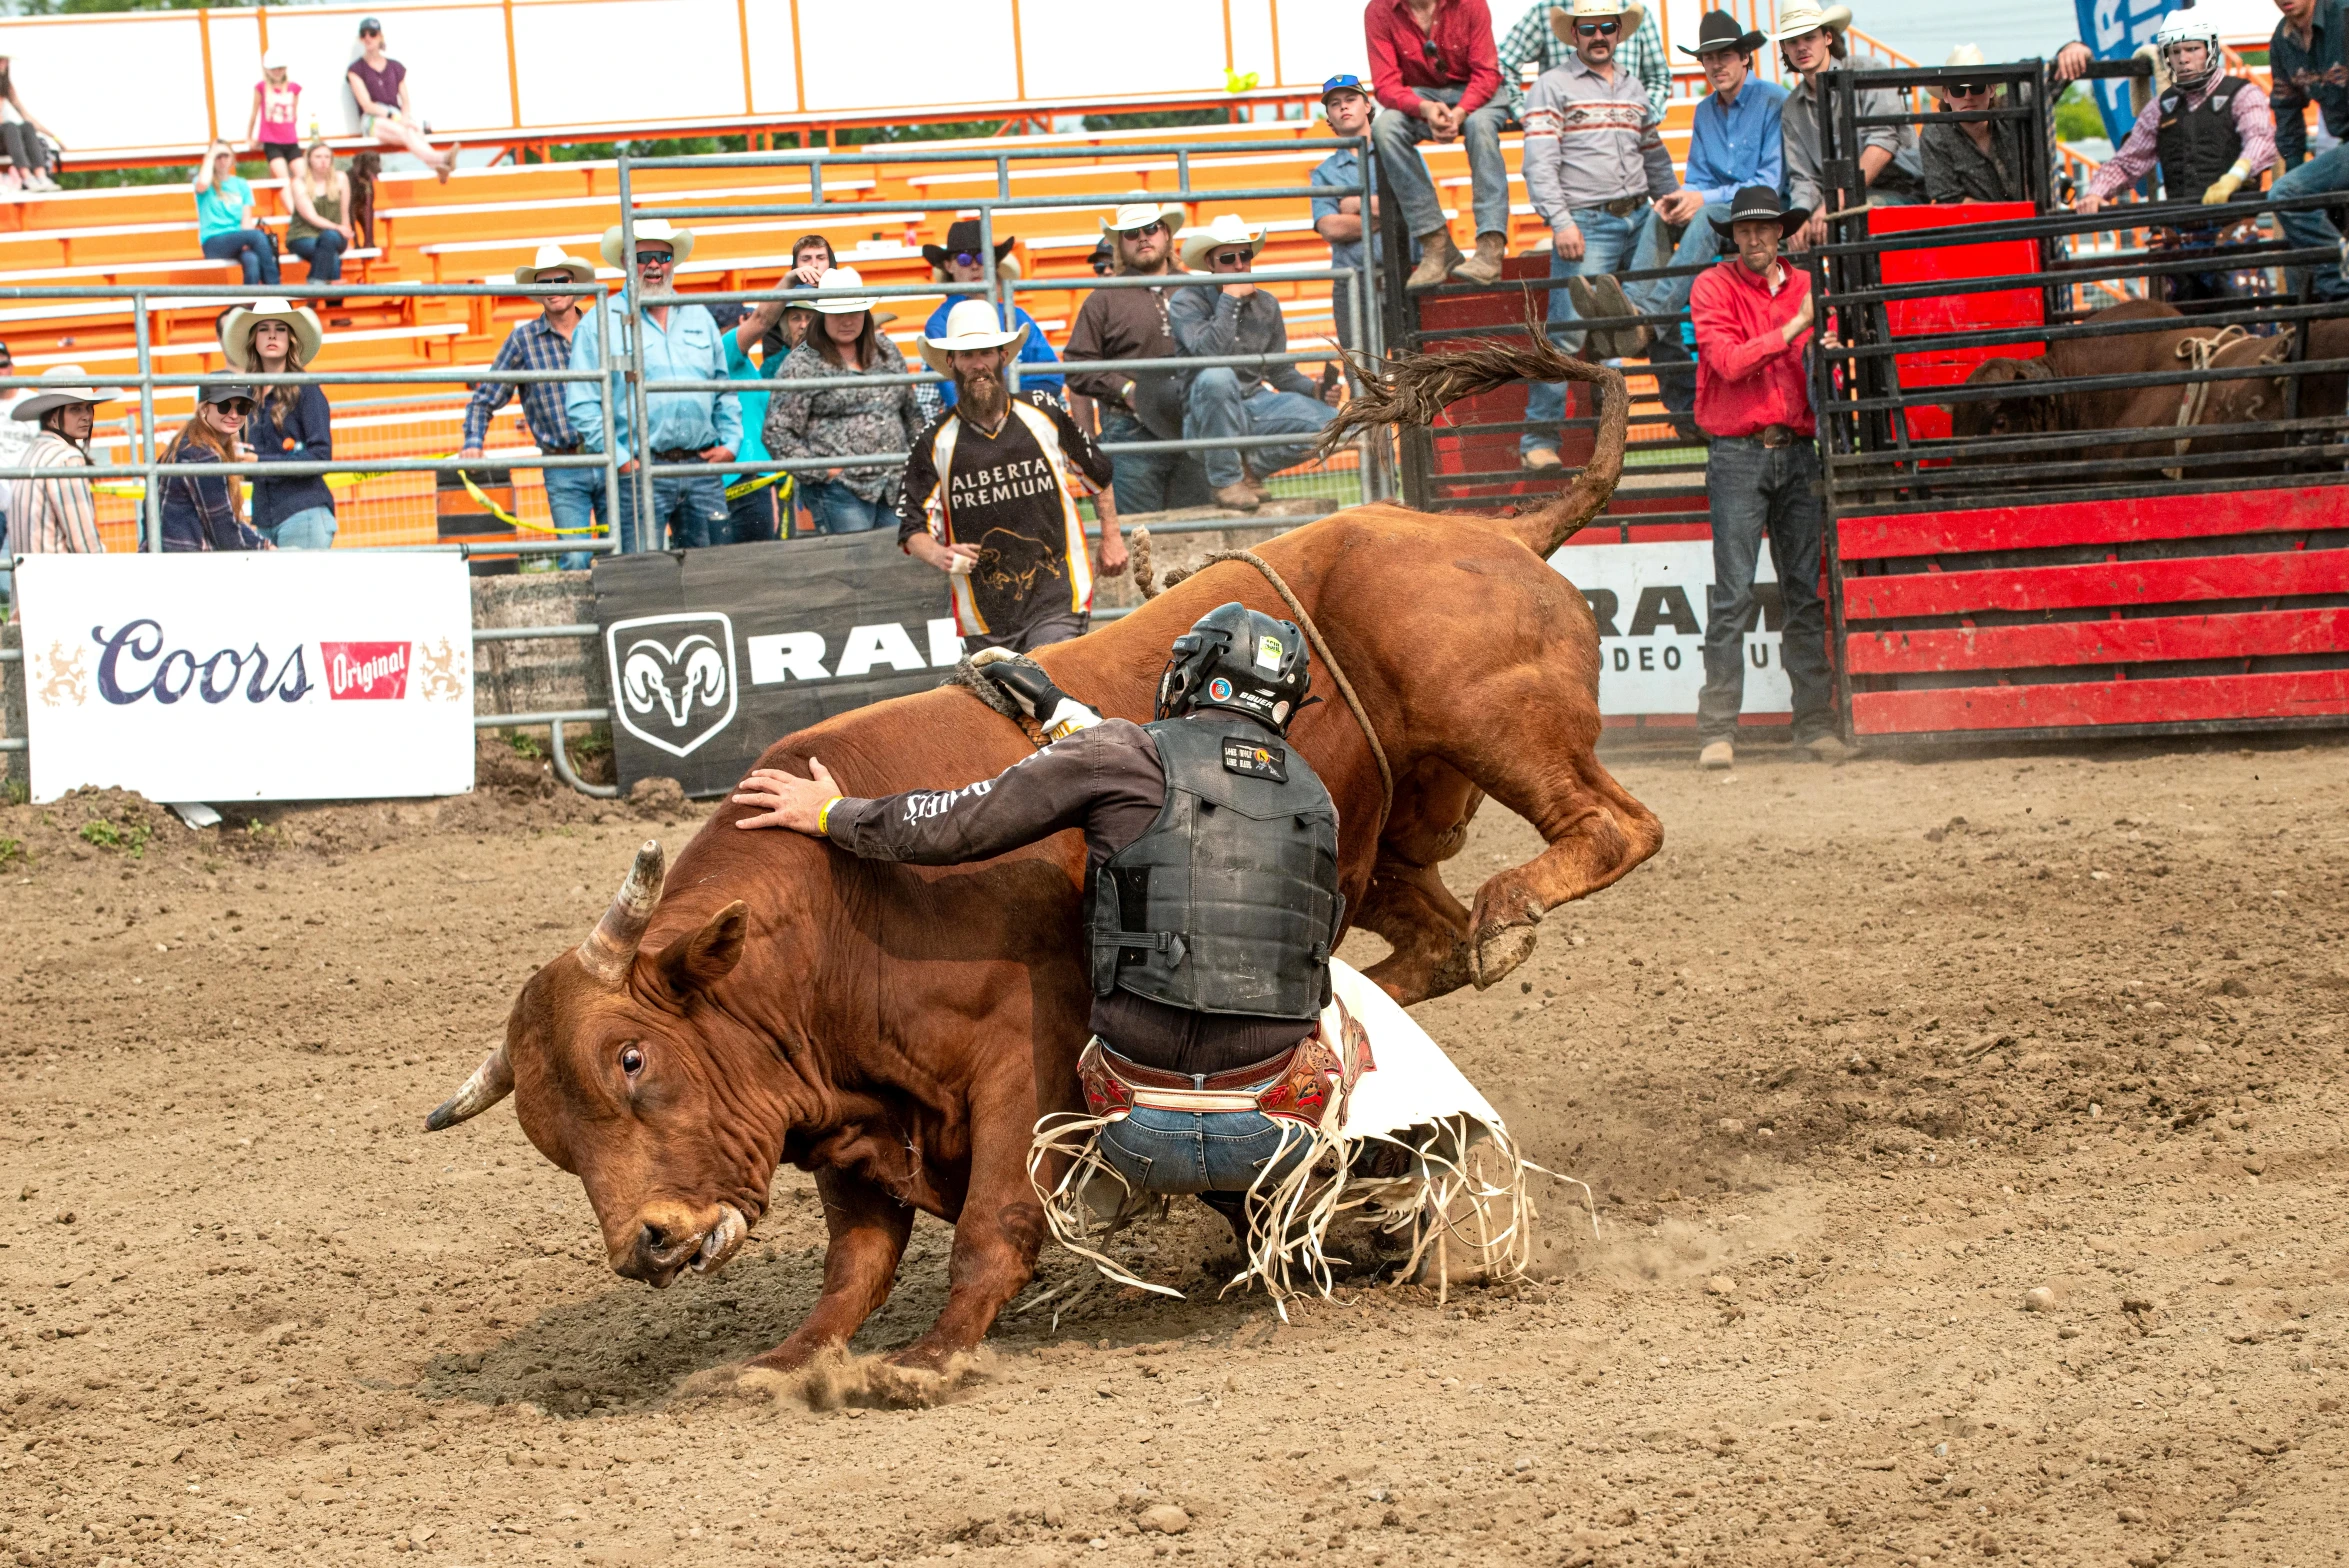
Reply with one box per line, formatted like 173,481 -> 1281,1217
1366,0 -> 1511,287
2268,0 -> 2349,307
1776,2 -> 1926,252
565,220 -> 739,553
1168,215 -> 1340,514
1311,75 -> 1382,360
1064,200 -> 1214,516
464,244 -> 608,569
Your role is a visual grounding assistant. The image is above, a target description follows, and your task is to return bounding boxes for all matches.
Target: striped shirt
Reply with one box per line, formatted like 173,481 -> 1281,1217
1522,54 -> 1679,222
1497,1 -> 1670,127
462,313 -> 583,453
9,430 -> 103,554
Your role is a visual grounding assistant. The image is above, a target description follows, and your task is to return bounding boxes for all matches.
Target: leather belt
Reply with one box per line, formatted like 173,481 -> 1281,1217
1600,195 -> 1643,218
651,447 -> 705,461
1757,423 -> 1797,448
1078,1033 -> 1345,1127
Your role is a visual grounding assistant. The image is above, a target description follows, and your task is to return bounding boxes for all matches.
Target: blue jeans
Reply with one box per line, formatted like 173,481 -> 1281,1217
1099,409 -> 1213,515
799,478 -> 894,535
202,230 -> 281,285
727,480 -> 781,543
1098,1108 -> 1314,1197
1700,437 -> 1833,744
1183,370 -> 1337,489
544,461 -> 615,570
287,229 -> 346,285
2273,144 -> 2349,301
618,469 -> 731,554
1372,83 -> 1510,240
1524,205 -> 1654,455
255,505 -> 336,550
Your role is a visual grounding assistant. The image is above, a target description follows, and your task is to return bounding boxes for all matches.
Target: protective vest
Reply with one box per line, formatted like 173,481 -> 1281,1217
1089,716 -> 1343,1022
2154,77 -> 2250,202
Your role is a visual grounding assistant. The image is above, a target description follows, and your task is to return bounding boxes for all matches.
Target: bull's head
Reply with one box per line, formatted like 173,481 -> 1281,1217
1948,356 -> 2057,446
425,840 -> 770,1289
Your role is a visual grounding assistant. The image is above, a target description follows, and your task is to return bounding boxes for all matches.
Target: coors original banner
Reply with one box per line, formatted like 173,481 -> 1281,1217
593,534 -> 965,798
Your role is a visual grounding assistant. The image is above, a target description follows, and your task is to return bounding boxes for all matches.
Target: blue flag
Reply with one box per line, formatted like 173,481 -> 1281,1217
2074,0 -> 2180,143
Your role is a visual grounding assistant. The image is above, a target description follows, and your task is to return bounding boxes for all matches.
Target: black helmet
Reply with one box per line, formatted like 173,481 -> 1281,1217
1154,601 -> 1311,732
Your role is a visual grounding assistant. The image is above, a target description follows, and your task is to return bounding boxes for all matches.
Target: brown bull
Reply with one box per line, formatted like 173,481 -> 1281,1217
425,337 -> 1662,1373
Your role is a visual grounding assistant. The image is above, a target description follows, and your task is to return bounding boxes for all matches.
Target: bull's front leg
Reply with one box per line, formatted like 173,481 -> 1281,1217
887,1080 -> 1045,1372
747,1166 -> 913,1372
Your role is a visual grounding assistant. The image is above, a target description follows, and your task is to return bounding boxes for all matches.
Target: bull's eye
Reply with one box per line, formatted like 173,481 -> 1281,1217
619,1045 -> 646,1076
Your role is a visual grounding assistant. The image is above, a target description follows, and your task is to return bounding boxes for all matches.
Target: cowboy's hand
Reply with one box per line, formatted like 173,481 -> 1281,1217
970,648 -> 1066,719
1553,222 -> 1585,261
700,445 -> 735,464
731,758 -> 840,834
2077,191 -> 2106,216
2054,41 -> 2092,83
1096,529 -> 1129,576
1655,189 -> 1705,225
2201,171 -> 2244,205
1221,278 -> 1258,299
459,445 -> 483,460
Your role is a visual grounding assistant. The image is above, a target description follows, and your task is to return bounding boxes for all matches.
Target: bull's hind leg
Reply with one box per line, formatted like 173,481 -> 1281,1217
748,1167 -> 914,1372
1356,757 -> 1485,1005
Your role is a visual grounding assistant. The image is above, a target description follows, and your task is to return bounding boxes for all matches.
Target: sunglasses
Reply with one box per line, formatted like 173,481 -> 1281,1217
1949,81 -> 1991,96
1124,221 -> 1169,239
1420,37 -> 1445,63
212,401 -> 253,420
634,250 -> 673,268
1210,249 -> 1253,268
1576,19 -> 1620,35
948,251 -> 989,269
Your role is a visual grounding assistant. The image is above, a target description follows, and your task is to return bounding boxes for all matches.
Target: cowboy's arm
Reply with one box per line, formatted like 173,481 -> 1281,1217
462,332 -> 523,450
2087,101 -> 2164,200
1641,124 -> 1678,199
1261,304 -> 1316,398
564,315 -> 608,449
1168,285 -> 1232,358
1059,294 -> 1133,404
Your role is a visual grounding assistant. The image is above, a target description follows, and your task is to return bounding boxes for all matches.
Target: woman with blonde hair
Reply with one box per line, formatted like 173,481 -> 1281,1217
220,300 -> 336,549
161,384 -> 272,552
286,141 -> 356,301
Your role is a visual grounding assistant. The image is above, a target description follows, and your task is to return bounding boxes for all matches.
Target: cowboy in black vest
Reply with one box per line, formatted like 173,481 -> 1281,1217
730,603 -> 1346,1218
2077,3 -> 2279,304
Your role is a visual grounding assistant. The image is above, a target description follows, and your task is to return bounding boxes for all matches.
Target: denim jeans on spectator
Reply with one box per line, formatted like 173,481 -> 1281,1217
202,230 -> 281,286
1098,1107 -> 1314,1196
1699,437 -> 1833,744
1099,408 -> 1214,515
2272,145 -> 2349,301
1523,205 -> 1654,456
255,505 -> 337,550
287,229 -> 346,285
798,478 -> 894,535
1371,84 -> 1510,240
726,482 -> 781,544
1183,370 -> 1337,490
544,461 -> 615,570
618,470 -> 731,553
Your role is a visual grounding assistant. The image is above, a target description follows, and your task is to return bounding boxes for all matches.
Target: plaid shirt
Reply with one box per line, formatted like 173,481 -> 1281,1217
461,314 -> 582,452
1497,1 -> 1669,126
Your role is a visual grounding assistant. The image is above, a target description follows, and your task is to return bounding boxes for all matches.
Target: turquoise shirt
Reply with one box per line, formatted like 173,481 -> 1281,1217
722,330 -> 771,488
196,175 -> 254,240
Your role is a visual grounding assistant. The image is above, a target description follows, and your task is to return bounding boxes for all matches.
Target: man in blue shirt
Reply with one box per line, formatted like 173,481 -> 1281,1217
566,219 -> 740,554
2269,0 -> 2349,303
1310,74 -> 1382,356
920,220 -> 1064,406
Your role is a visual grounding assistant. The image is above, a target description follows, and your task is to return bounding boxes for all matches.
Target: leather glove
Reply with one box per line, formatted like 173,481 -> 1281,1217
2201,171 -> 2245,205
969,648 -> 1101,741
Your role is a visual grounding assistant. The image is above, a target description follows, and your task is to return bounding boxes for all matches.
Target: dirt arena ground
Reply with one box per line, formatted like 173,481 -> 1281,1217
3,732 -> 2346,1568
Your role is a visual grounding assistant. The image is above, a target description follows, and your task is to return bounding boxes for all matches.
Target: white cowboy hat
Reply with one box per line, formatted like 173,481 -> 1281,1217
1944,43 -> 1987,67
599,218 -> 695,270
261,51 -> 286,71
1770,1 -> 1851,42
1178,213 -> 1270,271
1550,0 -> 1647,41
808,265 -> 878,315
218,299 -> 325,372
1100,200 -> 1187,237
512,242 -> 596,286
10,365 -> 123,421
919,299 -> 1032,382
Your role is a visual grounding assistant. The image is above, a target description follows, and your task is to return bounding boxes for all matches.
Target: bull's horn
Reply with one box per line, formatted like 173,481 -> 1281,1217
577,840 -> 666,985
424,1042 -> 513,1132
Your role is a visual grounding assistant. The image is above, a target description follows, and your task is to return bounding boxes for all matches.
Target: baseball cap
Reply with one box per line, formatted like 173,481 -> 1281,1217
1320,73 -> 1369,101
357,16 -> 383,34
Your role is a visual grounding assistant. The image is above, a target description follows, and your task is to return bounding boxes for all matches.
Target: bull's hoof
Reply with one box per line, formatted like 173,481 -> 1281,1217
1469,918 -> 1539,990
744,1335 -> 834,1375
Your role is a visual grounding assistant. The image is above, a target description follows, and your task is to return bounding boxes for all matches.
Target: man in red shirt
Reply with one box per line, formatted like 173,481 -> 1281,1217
1688,185 -> 1850,769
1365,0 -> 1510,288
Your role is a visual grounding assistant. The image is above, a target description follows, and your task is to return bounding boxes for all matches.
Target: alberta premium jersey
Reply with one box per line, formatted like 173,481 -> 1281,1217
896,391 -> 1116,638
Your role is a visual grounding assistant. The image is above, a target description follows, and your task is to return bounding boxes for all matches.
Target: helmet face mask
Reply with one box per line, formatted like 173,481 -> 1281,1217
1155,601 -> 1312,732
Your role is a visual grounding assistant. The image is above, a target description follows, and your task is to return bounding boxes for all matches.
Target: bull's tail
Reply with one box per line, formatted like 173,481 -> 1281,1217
1312,309 -> 1629,557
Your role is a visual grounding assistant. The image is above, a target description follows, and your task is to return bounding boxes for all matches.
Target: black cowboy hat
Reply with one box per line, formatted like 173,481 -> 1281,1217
1709,185 -> 1811,239
922,218 -> 1017,268
1678,8 -> 1766,56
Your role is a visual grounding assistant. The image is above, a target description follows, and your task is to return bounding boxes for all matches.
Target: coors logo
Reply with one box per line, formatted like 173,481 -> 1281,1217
323,641 -> 412,701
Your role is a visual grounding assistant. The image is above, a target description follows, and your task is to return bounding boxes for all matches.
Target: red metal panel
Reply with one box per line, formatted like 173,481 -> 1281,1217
1853,669 -> 2349,734
1839,547 -> 2349,621
1839,484 -> 2348,561
1872,202 -> 2044,446
1846,606 -> 2349,674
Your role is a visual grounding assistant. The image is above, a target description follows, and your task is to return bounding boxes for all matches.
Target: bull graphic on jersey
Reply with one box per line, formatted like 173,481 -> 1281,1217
972,527 -> 1066,597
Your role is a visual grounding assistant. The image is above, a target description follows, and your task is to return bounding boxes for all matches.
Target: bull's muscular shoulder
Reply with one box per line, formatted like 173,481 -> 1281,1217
754,685 -> 1040,799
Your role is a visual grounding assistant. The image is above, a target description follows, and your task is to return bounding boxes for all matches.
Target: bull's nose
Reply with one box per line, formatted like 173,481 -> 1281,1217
639,1220 -> 671,1253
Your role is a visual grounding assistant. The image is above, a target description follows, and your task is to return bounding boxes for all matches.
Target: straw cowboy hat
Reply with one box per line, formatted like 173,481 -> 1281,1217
1101,199 -> 1187,237
512,242 -> 595,286
10,364 -> 123,421
1178,213 -> 1268,271
1678,9 -> 1766,56
218,299 -> 324,372
1770,1 -> 1852,42
1550,0 -> 1647,45
919,298 -> 1031,382
599,218 -> 695,270
923,218 -> 1019,275
808,266 -> 879,315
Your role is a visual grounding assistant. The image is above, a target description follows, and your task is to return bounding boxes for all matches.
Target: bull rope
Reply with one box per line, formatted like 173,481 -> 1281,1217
2168,326 -> 2254,479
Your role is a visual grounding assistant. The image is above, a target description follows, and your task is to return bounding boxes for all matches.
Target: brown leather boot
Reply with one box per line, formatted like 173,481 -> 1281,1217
1450,231 -> 1507,285
1212,481 -> 1262,513
1406,231 -> 1463,290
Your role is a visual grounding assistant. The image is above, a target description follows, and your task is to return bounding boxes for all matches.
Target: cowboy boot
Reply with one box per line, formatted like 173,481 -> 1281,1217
1407,230 -> 1463,290
1565,276 -> 1617,359
1590,274 -> 1650,356
1213,481 -> 1262,513
1450,231 -> 1507,285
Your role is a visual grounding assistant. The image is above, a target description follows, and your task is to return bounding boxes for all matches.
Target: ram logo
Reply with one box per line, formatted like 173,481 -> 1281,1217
605,612 -> 739,759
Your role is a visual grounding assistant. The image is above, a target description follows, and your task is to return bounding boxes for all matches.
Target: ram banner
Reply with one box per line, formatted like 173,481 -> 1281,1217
1549,540 -> 1793,717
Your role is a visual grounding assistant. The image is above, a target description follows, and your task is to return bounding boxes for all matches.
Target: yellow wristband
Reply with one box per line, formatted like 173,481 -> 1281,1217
815,796 -> 845,834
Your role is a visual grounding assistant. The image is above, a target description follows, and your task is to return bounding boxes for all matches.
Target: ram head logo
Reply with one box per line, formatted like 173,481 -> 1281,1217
604,613 -> 738,759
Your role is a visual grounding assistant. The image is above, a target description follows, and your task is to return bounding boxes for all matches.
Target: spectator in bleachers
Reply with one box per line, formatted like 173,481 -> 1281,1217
161,384 -> 273,553
1064,200 -> 1215,515
347,18 -> 456,185
464,245 -> 606,568
286,143 -> 357,299
1518,0 -> 1682,470
0,57 -> 62,192
220,300 -> 337,550
1921,48 -> 2030,205
567,220 -> 738,552
194,143 -> 281,287
1311,74 -> 1381,356
772,233 -> 834,362
248,54 -> 304,189
2265,0 -> 2349,306
921,220 -> 1064,407
1496,0 -> 1669,127
1777,3 -> 1925,251
6,367 -> 116,556
707,299 -> 787,544
1366,0 -> 1510,288
1170,215 -> 1339,513
765,267 -> 923,536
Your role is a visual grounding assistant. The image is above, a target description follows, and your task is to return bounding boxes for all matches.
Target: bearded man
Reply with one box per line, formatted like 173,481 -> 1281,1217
899,300 -> 1126,654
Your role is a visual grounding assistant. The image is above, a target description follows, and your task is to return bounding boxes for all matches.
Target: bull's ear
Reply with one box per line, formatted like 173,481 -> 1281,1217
658,901 -> 749,996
